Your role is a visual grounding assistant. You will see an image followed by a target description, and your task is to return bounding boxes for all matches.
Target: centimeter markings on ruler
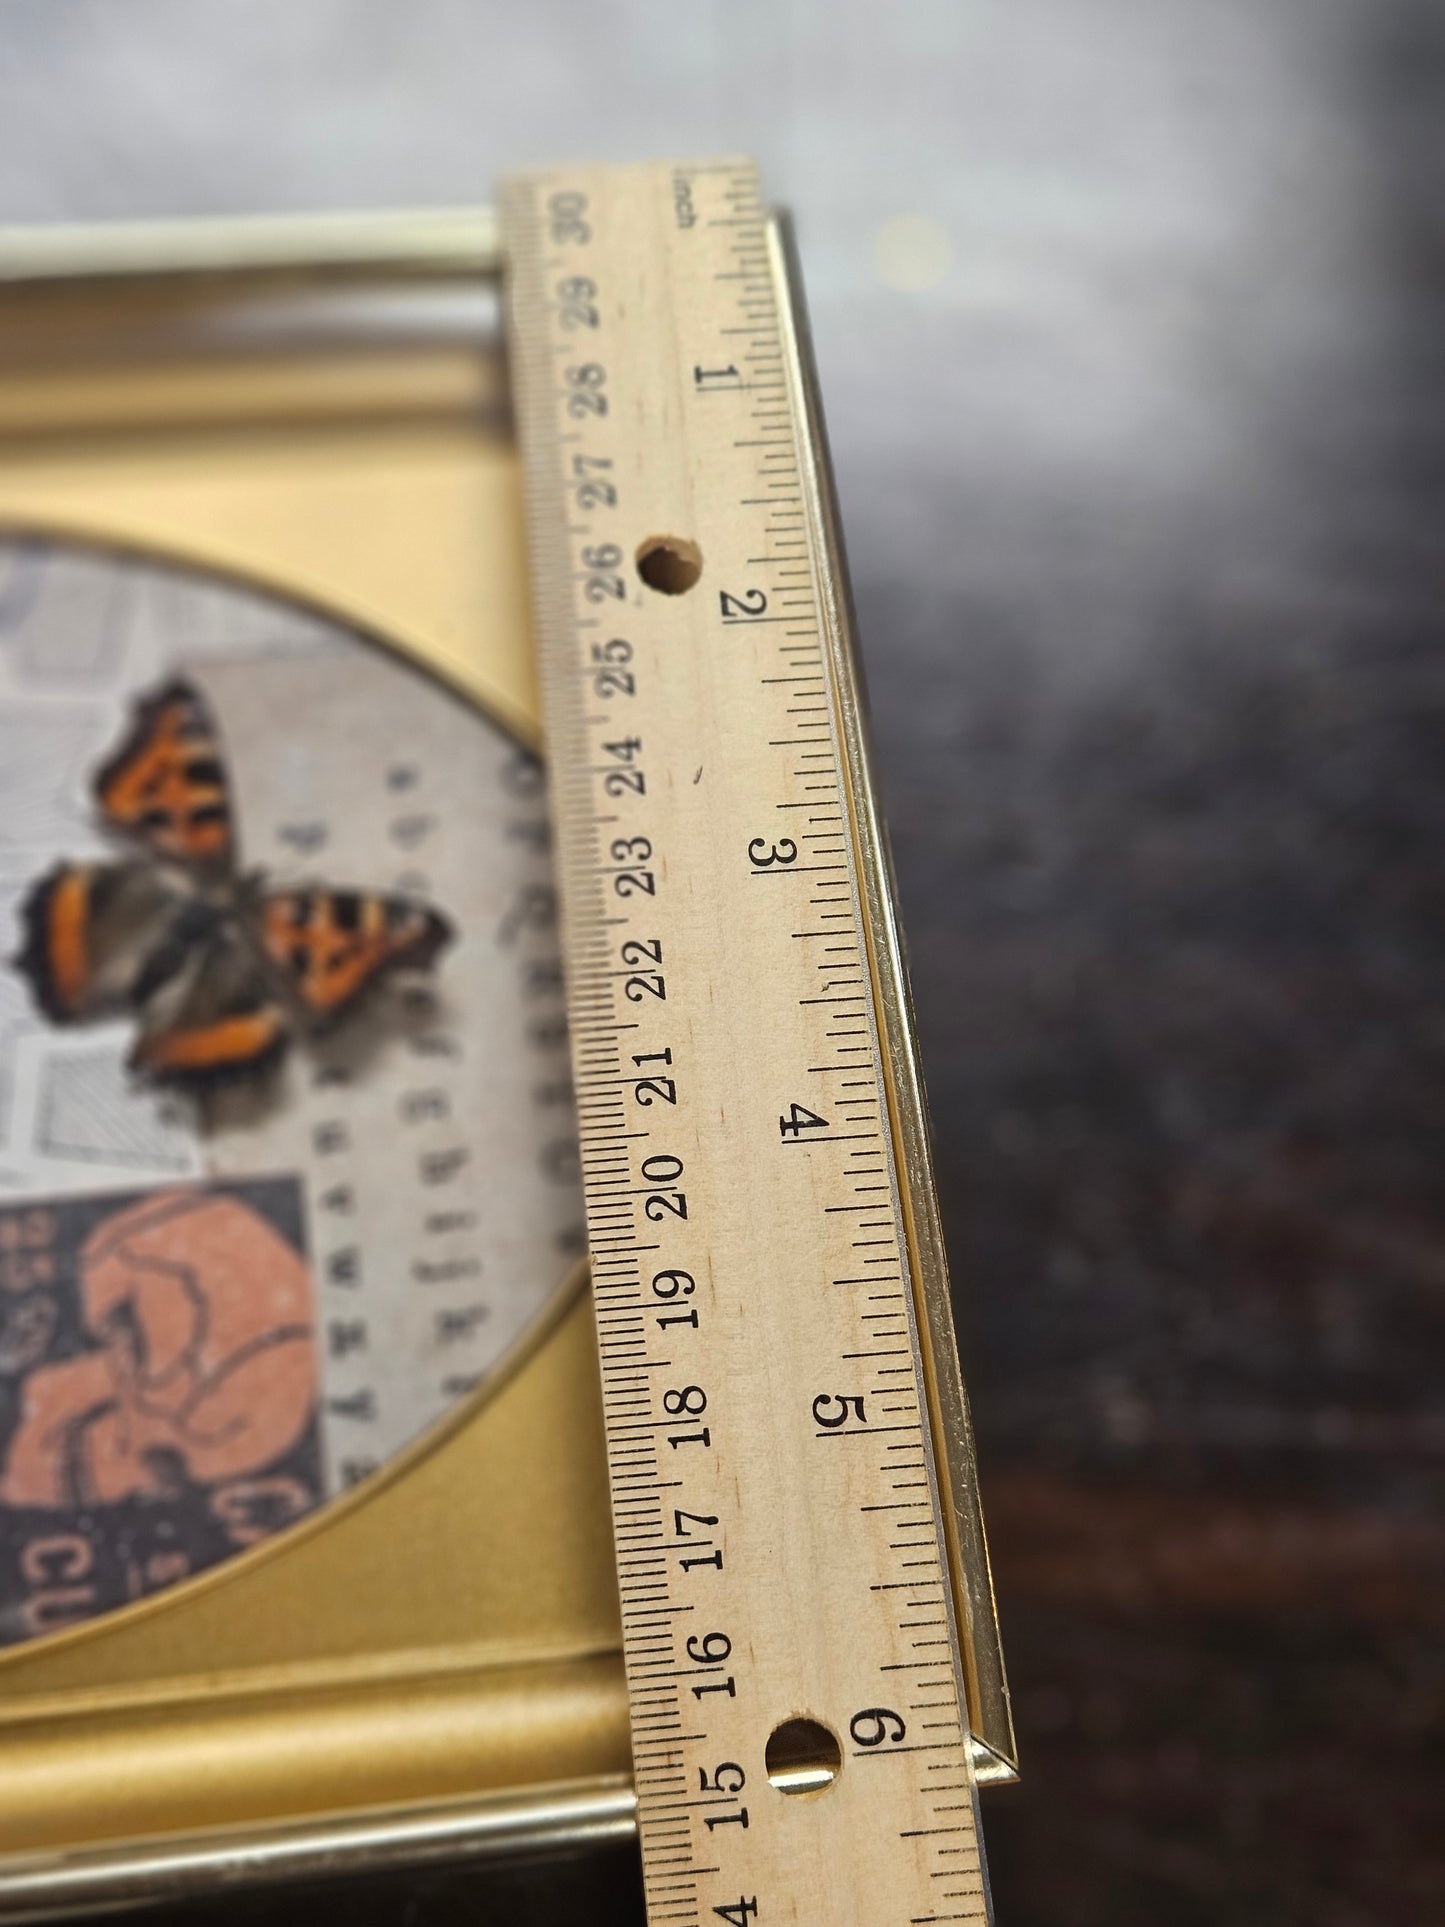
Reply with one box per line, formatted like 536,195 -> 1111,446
502,160 -> 990,1927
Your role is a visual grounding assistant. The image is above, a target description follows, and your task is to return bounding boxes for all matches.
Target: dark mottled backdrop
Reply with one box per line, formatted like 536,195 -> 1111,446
1,2 -> 1441,1921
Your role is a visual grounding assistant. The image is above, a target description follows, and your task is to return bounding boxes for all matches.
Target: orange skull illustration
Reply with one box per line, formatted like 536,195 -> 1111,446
0,1190 -> 316,1509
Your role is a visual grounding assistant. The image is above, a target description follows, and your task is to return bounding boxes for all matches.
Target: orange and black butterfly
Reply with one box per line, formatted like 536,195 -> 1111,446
13,680 -> 453,1085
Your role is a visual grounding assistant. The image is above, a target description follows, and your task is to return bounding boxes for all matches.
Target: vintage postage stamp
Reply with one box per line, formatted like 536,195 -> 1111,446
0,1178 -> 320,1647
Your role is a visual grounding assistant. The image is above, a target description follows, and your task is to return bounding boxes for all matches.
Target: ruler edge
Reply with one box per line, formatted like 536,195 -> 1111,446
763,209 -> 1017,1787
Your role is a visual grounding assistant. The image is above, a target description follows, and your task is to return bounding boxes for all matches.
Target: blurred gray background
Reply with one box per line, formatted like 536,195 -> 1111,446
3,3 -> 1443,1923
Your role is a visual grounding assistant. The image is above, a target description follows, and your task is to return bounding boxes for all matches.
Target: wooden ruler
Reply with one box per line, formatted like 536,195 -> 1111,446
502,159 -> 1002,1927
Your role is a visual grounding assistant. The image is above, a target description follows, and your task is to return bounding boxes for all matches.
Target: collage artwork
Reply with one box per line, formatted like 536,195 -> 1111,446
0,536 -> 582,1648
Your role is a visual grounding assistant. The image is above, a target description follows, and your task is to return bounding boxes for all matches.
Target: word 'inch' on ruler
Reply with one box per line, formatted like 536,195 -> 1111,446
502,158 -> 1007,1927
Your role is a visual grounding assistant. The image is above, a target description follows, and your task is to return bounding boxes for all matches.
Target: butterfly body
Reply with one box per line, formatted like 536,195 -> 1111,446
13,680 -> 454,1086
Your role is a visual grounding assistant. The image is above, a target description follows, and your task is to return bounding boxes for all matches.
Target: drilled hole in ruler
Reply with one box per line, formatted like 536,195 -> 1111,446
636,535 -> 703,595
765,1716 -> 842,1795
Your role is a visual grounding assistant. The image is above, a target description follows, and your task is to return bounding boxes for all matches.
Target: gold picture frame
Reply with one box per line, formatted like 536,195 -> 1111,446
0,205 -> 1011,1919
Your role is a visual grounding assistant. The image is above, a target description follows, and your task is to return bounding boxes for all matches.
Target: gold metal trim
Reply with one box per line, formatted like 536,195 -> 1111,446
0,1777 -> 636,1922
0,207 -> 500,288
768,212 -> 1016,1783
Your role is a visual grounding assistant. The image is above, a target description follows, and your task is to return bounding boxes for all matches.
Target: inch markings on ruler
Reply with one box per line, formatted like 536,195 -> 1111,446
503,159 -> 997,1927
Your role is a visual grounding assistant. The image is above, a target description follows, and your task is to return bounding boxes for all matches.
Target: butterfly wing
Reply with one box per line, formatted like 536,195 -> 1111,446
14,862 -> 283,1084
94,679 -> 233,866
27,682 -> 449,1081
13,861 -> 185,1023
258,888 -> 452,1028
129,926 -> 289,1085
135,883 -> 450,1084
